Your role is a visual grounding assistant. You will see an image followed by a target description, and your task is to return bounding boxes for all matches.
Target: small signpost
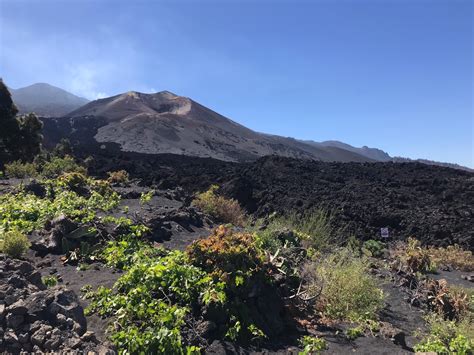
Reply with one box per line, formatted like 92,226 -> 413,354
381,227 -> 389,239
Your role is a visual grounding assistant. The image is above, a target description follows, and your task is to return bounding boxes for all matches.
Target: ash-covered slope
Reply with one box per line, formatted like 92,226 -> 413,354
10,83 -> 89,117
65,91 -> 372,162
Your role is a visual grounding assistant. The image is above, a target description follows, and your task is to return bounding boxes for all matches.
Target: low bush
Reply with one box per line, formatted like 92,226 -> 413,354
42,275 -> 58,287
311,248 -> 384,321
4,160 -> 38,178
428,245 -> 474,272
193,185 -> 246,226
362,239 -> 385,258
1,229 -> 31,258
414,313 -> 473,354
187,225 -> 264,286
41,155 -> 87,178
264,209 -> 336,252
298,335 -> 327,355
86,248 -> 225,354
107,170 -> 129,185
391,238 -> 434,273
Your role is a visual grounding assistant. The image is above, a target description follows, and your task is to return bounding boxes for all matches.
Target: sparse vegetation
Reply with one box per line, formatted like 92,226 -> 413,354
41,155 -> 87,178
107,170 -> 129,185
4,160 -> 38,178
1,229 -> 31,258
391,237 -> 434,273
414,313 -> 473,354
193,185 -> 246,226
42,275 -> 58,287
311,248 -> 384,321
298,335 -> 327,355
428,244 -> 474,271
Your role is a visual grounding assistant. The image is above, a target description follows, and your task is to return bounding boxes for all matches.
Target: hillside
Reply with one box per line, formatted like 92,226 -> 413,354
10,83 -> 89,117
47,90 -> 371,163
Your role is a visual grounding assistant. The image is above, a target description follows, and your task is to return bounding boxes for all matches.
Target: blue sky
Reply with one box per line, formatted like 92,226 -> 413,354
0,0 -> 472,167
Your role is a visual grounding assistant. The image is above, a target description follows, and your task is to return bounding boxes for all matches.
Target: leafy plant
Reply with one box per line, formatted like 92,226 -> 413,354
346,325 -> 364,340
41,155 -> 87,178
193,185 -> 246,226
428,244 -> 474,272
298,335 -> 327,355
1,229 -> 31,258
140,189 -> 154,206
414,313 -> 473,355
4,160 -> 38,178
42,275 -> 58,287
391,237 -> 433,273
362,239 -> 385,258
86,249 -> 225,354
187,225 -> 264,286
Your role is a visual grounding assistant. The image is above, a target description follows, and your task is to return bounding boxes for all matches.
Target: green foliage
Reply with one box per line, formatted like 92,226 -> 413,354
0,177 -> 120,234
414,312 -> 473,355
313,248 -> 384,321
139,189 -> 154,206
193,185 -> 246,226
1,229 -> 31,258
41,155 -> 87,178
362,239 -> 385,258
264,209 -> 336,252
42,275 -> 58,287
86,249 -> 224,354
346,325 -> 364,340
298,336 -> 327,355
187,225 -> 264,286
52,138 -> 73,157
4,160 -> 38,178
392,237 -> 434,273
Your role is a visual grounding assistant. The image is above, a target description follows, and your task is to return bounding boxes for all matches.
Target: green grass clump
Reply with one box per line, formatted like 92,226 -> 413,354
1,229 -> 31,258
193,185 -> 246,226
314,248 -> 384,321
261,209 -> 336,252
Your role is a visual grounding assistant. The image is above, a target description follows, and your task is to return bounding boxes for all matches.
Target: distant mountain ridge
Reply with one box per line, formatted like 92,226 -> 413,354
13,83 -> 470,170
10,83 -> 89,117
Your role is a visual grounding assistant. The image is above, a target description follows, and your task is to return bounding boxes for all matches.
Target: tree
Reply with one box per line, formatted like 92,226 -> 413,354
0,79 -> 43,164
0,79 -> 21,163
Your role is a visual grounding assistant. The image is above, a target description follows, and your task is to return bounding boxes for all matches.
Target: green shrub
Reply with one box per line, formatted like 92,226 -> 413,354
41,155 -> 87,178
86,249 -> 224,354
362,239 -> 385,257
312,248 -> 384,321
193,185 -> 246,226
391,237 -> 434,273
42,275 -> 58,287
414,313 -> 473,355
1,229 -> 31,258
346,325 -> 365,340
4,160 -> 38,178
298,335 -> 327,355
187,225 -> 264,286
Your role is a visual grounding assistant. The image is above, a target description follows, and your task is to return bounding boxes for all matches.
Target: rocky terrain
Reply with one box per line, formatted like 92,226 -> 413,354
83,151 -> 474,249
